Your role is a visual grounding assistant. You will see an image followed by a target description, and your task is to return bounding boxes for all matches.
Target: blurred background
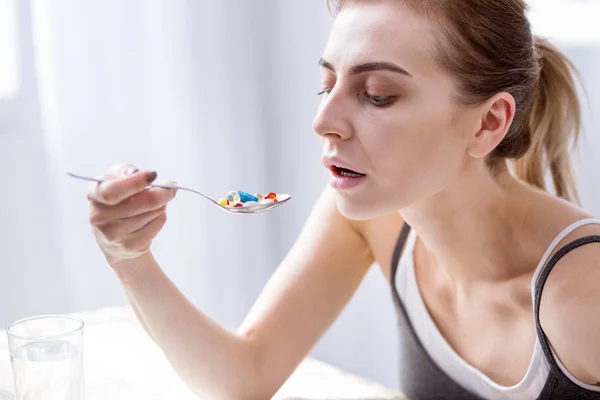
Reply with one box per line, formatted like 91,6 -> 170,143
0,0 -> 598,390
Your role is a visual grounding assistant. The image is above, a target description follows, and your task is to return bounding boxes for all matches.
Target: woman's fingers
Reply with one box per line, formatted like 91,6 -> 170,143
87,164 -> 158,206
87,163 -> 177,262
120,212 -> 169,255
89,181 -> 177,224
97,206 -> 167,243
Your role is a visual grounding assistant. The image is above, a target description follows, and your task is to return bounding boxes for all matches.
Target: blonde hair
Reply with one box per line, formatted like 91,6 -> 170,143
329,0 -> 583,205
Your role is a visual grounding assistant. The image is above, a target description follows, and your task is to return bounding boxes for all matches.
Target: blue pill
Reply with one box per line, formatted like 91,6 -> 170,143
238,190 -> 259,203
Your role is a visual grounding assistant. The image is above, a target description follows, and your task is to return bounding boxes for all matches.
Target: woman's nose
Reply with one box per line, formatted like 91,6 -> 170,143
312,90 -> 353,141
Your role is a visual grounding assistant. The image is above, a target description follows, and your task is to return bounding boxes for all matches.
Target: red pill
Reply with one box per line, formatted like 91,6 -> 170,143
234,203 -> 244,208
266,192 -> 277,199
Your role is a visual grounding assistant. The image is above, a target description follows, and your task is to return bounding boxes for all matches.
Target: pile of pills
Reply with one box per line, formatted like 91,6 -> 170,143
218,190 -> 281,208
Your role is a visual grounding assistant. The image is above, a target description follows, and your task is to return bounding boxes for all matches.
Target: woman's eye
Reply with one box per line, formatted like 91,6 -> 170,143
364,92 -> 395,107
317,89 -> 396,106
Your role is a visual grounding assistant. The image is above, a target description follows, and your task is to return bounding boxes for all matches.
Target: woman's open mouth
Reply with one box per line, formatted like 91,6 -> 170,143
331,166 -> 366,178
328,165 -> 367,190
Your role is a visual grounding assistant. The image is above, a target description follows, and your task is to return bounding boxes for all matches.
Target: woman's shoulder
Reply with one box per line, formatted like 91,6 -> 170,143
537,229 -> 600,386
531,189 -> 600,387
524,186 -> 600,253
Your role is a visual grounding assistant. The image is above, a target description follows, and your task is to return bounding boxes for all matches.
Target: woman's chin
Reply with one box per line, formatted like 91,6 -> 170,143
335,196 -> 381,221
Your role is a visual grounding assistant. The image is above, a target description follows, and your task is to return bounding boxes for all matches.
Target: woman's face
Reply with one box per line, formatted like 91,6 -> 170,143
314,0 -> 478,220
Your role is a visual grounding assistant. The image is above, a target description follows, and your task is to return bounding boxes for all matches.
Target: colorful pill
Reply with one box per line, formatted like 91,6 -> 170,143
223,190 -> 287,208
227,191 -> 240,203
238,190 -> 259,203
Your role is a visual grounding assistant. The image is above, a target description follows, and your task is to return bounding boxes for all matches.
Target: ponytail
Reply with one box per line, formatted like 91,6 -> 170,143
513,37 -> 583,205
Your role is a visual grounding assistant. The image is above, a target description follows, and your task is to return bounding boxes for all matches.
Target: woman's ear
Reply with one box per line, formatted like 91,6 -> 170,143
467,92 -> 516,159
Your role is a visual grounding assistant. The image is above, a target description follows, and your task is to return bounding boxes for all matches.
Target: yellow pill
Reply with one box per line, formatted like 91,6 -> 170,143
218,198 -> 230,206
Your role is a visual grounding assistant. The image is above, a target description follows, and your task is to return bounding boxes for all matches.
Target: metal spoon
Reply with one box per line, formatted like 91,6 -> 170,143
65,172 -> 291,214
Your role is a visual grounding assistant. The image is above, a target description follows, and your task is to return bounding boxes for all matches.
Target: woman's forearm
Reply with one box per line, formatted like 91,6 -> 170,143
124,290 -> 155,341
110,252 -> 260,399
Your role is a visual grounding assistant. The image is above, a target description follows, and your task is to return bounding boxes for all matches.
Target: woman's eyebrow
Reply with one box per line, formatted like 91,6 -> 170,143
319,58 -> 412,77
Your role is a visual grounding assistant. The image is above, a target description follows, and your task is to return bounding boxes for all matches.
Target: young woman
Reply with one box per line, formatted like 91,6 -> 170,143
85,0 -> 600,398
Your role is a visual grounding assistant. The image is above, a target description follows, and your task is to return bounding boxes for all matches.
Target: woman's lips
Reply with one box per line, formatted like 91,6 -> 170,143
328,165 -> 367,190
322,156 -> 366,175
330,165 -> 365,177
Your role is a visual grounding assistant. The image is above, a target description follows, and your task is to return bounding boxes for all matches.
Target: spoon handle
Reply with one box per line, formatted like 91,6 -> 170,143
65,172 -> 219,205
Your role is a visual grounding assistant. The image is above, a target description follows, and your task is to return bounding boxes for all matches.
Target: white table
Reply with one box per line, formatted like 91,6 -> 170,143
0,307 -> 405,399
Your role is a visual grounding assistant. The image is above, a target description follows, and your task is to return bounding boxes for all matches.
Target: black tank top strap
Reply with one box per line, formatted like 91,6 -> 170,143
390,222 -> 412,285
534,235 -> 600,399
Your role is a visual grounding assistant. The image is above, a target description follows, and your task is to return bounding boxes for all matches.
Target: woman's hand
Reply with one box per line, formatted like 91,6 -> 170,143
87,164 -> 177,265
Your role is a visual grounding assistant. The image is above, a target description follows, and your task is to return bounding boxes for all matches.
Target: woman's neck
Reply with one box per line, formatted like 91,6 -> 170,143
400,161 -> 534,286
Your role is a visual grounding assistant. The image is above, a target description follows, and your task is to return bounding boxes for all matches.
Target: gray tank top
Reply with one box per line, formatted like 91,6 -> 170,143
390,222 -> 600,399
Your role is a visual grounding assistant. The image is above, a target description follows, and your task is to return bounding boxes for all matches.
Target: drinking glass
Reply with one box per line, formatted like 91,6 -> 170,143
6,315 -> 84,400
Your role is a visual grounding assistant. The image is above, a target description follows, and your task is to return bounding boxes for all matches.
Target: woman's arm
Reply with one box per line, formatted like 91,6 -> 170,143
237,185 -> 375,397
99,183 -> 374,399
